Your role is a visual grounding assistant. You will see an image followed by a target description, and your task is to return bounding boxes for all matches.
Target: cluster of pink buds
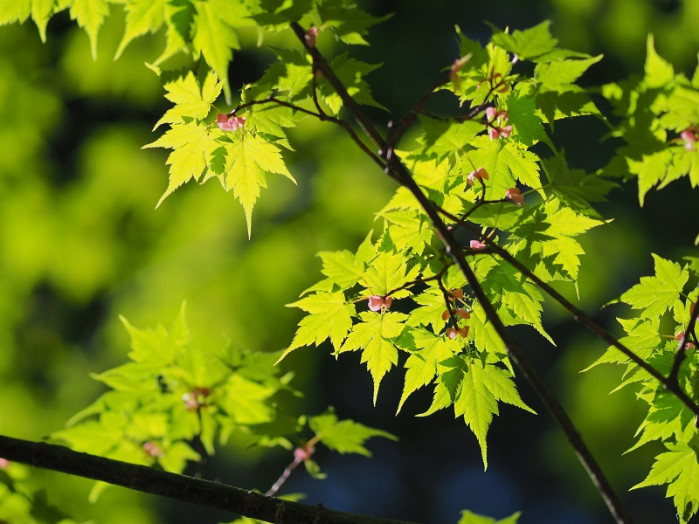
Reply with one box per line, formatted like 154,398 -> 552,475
305,26 -> 319,48
217,113 -> 246,132
182,386 -> 212,411
469,239 -> 486,250
142,441 -> 163,458
486,107 -> 512,140
505,187 -> 524,206
368,295 -> 393,312
467,167 -> 489,185
681,128 -> 696,151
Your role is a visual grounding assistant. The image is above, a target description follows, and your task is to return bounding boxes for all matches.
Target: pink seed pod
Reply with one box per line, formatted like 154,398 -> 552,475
505,187 -> 524,206
470,240 -> 486,250
681,129 -> 696,151
305,26 -> 319,48
467,167 -> 489,185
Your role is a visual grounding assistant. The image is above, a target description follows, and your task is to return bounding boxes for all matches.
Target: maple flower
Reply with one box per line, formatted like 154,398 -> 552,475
294,443 -> 315,462
368,295 -> 393,311
446,326 -> 469,339
681,128 -> 696,151
505,187 -> 524,206
467,167 -> 489,185
142,441 -> 163,458
305,26 -> 319,48
485,108 -> 512,140
217,113 -> 246,132
675,331 -> 695,349
0,458 -> 9,469
470,240 -> 486,250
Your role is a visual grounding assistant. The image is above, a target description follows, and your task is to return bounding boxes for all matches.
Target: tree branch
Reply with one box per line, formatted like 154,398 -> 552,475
289,21 -> 632,524
0,435 -> 418,524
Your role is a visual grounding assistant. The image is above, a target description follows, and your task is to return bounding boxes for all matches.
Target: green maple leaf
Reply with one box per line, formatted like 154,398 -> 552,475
282,291 -> 355,358
454,359 -> 535,469
145,120 -> 222,206
541,153 -> 616,216
535,54 -> 603,89
620,254 -> 688,318
154,70 -> 221,129
192,0 -> 244,103
490,21 -> 558,61
220,133 -> 296,237
398,330 -> 456,412
69,0 -> 109,59
339,311 -> 407,403
468,136 -> 542,198
361,251 -> 420,297
317,249 -> 366,289
115,0 -> 167,59
644,34 -> 675,89
458,510 -> 521,524
632,440 -> 699,524
309,411 -> 396,456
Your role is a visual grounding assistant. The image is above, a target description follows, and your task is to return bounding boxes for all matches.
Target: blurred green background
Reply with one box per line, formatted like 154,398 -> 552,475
0,0 -> 697,523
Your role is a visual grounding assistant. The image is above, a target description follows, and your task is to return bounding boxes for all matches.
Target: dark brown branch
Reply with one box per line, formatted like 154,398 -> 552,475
0,435 -> 418,524
288,22 -> 632,524
668,303 -> 699,387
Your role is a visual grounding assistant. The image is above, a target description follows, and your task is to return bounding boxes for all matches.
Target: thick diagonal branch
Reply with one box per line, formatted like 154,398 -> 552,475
290,21 -> 632,524
0,435 -> 418,524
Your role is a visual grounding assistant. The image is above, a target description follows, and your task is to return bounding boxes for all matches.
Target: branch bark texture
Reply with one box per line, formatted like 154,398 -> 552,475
0,435 -> 418,524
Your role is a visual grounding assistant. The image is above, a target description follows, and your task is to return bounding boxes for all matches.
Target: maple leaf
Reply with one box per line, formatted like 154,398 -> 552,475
454,359 -> 535,469
339,311 -> 407,403
220,133 -> 296,238
154,71 -> 221,129
620,254 -> 688,318
69,0 -> 109,59
632,440 -> 699,524
144,121 -> 222,207
281,291 -> 355,361
309,411 -> 396,456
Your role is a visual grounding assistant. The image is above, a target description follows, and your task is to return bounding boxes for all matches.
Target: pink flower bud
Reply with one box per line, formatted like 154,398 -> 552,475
294,444 -> 315,462
675,331 -> 695,349
305,26 -> 319,48
368,295 -> 392,311
505,187 -> 524,206
500,125 -> 512,138
470,240 -> 486,250
143,441 -> 163,458
488,127 -> 500,140
681,129 -> 696,151
467,167 -> 489,185
0,458 -> 9,469
485,107 -> 497,122
217,113 -> 246,132
446,326 -> 469,339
